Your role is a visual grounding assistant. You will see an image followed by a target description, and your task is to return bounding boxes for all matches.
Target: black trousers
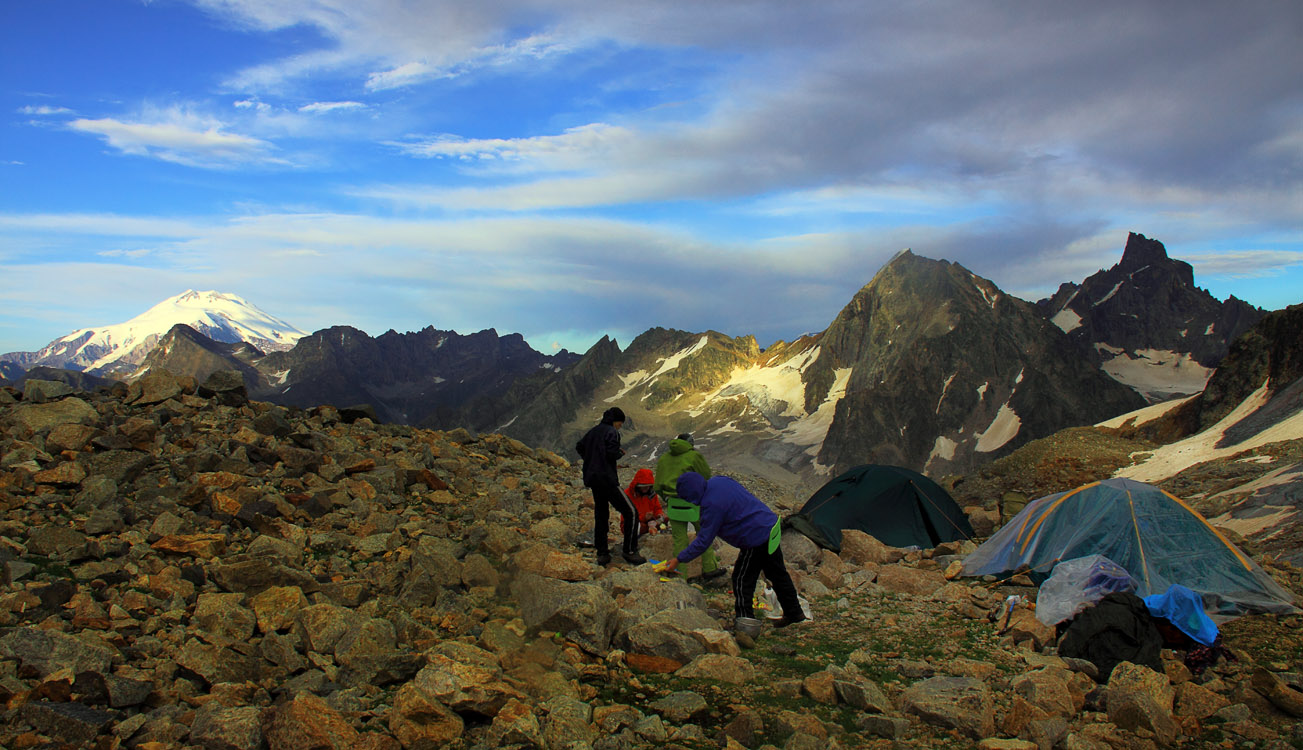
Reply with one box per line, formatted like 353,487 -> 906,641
733,544 -> 803,620
591,476 -> 638,556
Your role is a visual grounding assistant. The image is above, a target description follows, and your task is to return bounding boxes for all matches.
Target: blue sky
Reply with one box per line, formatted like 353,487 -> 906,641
2,1 -> 1301,355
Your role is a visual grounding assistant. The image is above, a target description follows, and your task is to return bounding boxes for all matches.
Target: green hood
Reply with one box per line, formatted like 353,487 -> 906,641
655,440 -> 712,521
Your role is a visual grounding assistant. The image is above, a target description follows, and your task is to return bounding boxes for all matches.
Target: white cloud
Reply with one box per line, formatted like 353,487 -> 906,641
390,123 -> 630,164
97,248 -> 156,259
67,108 -> 286,168
18,105 -> 74,116
1187,250 -> 1303,279
365,61 -> 440,91
233,99 -> 271,112
298,100 -> 367,114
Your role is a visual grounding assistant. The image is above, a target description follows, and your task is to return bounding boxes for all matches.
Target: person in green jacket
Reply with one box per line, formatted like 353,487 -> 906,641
654,434 -> 725,579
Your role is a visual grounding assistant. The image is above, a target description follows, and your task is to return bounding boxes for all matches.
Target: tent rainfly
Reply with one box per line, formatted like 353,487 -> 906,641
961,477 -> 1297,617
784,464 -> 974,552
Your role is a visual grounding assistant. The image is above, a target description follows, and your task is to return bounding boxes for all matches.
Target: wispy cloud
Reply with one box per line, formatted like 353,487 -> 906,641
1187,250 -> 1303,279
67,107 -> 286,168
390,123 -> 630,164
18,105 -> 74,116
365,32 -> 573,90
298,100 -> 366,114
233,99 -> 271,112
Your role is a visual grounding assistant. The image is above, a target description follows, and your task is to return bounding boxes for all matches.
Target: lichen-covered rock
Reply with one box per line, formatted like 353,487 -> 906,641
902,675 -> 996,739
676,654 -> 757,684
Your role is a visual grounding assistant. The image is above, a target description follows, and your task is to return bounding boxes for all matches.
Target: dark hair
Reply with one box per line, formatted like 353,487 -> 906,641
603,407 -> 626,424
676,433 -> 694,445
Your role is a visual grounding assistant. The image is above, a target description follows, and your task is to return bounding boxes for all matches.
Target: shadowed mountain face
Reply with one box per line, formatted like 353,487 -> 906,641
28,235 -> 1243,488
445,251 -> 1144,485
1038,232 -> 1263,401
810,252 -> 1145,477
134,323 -> 580,427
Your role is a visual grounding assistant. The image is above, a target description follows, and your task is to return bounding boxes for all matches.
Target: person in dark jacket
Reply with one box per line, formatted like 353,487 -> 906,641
575,407 -> 644,565
660,472 -> 806,626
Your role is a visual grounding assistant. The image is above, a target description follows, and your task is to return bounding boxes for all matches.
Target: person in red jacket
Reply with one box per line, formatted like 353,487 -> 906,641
622,468 -> 668,537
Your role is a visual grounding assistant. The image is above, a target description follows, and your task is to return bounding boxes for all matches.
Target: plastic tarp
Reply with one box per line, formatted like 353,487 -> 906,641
962,478 -> 1297,618
1144,584 -> 1219,646
1034,555 -> 1137,626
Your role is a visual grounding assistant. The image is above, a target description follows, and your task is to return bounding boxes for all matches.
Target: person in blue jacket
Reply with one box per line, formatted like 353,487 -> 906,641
660,471 -> 806,627
575,406 -> 643,566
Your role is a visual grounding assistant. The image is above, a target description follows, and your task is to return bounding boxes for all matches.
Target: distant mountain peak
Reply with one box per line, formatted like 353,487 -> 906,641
1119,232 -> 1171,270
1,290 -> 308,377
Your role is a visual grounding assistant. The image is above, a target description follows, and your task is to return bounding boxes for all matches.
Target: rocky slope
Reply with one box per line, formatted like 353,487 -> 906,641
464,252 -> 1143,487
0,372 -> 1299,749
1037,233 -> 1263,402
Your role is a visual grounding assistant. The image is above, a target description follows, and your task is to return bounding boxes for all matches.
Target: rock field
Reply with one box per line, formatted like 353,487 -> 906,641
0,370 -> 1300,749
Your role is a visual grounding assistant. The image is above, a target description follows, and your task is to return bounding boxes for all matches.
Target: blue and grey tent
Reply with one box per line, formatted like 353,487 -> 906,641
962,478 -> 1296,617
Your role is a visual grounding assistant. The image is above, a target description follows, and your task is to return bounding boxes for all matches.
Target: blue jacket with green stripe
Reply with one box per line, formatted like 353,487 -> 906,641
674,472 -> 777,563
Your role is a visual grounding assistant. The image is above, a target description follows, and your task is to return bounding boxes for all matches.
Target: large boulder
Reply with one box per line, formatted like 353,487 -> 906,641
193,592 -> 256,641
514,574 -> 618,654
619,606 -> 720,663
127,369 -> 187,406
839,529 -> 904,565
675,654 -> 757,684
1106,661 -> 1180,746
0,627 -> 115,677
901,676 -> 996,739
1013,667 -> 1083,718
875,565 -> 945,596
21,379 -> 75,403
262,693 -> 359,750
6,397 -> 99,432
191,703 -> 263,750
410,653 -> 524,716
389,682 -> 464,749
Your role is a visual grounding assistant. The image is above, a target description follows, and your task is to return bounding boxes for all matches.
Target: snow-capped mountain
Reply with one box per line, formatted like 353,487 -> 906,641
0,290 -> 307,377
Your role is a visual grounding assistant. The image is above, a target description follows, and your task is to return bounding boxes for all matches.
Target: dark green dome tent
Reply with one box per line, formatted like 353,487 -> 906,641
784,464 -> 974,552
961,478 -> 1296,617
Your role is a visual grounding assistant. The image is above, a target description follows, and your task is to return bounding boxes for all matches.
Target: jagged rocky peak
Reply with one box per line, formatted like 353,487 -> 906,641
1038,232 -> 1265,402
1117,232 -> 1194,286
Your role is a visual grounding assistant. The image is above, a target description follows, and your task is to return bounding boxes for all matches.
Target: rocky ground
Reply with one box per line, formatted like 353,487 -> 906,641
1,371 -> 1301,749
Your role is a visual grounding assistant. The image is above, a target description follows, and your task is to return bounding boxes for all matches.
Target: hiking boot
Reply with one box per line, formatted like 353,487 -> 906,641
622,552 -> 647,565
596,553 -> 612,566
702,567 -> 728,580
771,615 -> 808,629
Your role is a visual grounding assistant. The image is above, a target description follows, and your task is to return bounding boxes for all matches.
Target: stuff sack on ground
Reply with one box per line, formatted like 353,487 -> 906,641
1056,591 -> 1164,682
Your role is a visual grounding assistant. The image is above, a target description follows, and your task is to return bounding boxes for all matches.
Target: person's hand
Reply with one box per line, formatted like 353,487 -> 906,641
659,558 -> 679,573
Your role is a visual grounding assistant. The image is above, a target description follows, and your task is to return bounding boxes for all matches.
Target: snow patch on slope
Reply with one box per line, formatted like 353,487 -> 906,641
783,367 -> 853,467
1052,308 -> 1082,333
975,402 -> 1021,453
691,346 -> 821,419
928,436 -> 958,464
1116,383 -> 1303,482
1096,395 -> 1195,429
1099,347 -> 1214,401
1096,281 -> 1124,306
607,335 -> 710,402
